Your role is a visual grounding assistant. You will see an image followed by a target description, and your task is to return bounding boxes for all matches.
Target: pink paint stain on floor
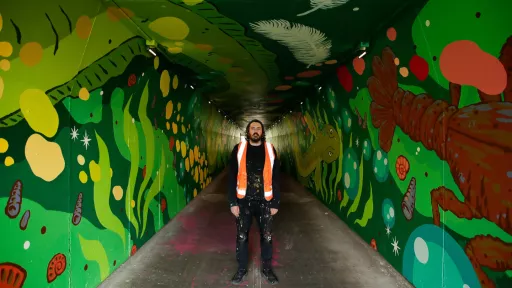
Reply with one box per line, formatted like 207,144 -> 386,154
168,211 -> 236,255
168,209 -> 283,274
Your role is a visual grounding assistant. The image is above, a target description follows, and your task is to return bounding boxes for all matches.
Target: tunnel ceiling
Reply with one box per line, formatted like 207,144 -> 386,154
112,0 -> 411,126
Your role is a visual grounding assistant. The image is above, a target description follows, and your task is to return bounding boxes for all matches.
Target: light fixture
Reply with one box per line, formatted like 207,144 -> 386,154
208,100 -> 211,104
190,85 -> 194,89
300,101 -> 303,105
148,48 -> 157,56
358,51 -> 367,58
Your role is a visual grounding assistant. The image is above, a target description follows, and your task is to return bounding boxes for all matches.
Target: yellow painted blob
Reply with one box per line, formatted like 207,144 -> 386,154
113,186 -> 124,200
160,70 -> 170,97
77,154 -> 85,165
25,134 -> 65,182
181,142 -> 187,158
154,56 -> 160,69
165,100 -> 173,119
19,89 -> 59,138
79,171 -> 88,184
79,87 -> 90,101
172,75 -> 179,89
0,42 -> 13,57
149,17 -> 189,40
4,156 -> 14,167
0,138 -> 8,153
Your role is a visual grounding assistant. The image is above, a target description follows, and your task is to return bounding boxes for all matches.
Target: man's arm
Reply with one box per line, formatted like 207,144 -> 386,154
269,146 -> 280,209
227,144 -> 239,208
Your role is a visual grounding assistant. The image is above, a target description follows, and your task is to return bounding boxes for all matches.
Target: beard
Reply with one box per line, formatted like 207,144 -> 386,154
249,133 -> 261,142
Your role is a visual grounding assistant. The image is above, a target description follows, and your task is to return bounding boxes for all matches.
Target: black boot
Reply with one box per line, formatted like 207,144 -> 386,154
262,267 -> 279,285
231,268 -> 247,285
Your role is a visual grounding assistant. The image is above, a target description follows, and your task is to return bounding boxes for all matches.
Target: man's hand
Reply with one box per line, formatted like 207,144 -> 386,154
231,206 -> 240,217
270,208 -> 278,216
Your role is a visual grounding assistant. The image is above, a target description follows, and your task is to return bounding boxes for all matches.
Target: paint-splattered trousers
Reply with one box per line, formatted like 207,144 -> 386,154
235,199 -> 273,270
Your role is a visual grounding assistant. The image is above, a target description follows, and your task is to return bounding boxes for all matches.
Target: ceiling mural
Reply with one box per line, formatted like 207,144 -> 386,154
106,0 -> 416,125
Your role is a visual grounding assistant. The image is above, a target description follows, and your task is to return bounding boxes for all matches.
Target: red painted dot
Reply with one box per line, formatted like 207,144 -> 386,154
409,55 -> 429,81
336,65 -> 353,92
386,27 -> 397,41
161,198 -> 167,212
169,136 -> 175,150
41,226 -> 47,234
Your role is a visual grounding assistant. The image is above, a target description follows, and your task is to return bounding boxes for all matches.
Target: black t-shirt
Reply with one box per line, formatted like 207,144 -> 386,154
245,143 -> 265,200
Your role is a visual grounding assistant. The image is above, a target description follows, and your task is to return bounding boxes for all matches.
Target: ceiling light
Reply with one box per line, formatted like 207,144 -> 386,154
301,102 -> 303,105
208,100 -> 211,104
148,48 -> 157,56
190,85 -> 194,89
358,51 -> 367,58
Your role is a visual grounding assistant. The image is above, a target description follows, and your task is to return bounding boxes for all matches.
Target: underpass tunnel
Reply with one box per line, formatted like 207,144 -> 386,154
1,0 -> 511,287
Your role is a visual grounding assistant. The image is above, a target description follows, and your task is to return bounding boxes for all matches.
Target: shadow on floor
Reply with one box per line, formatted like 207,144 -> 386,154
99,171 -> 412,288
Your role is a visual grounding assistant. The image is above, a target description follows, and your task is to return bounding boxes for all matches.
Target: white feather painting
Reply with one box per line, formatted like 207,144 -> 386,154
297,0 -> 350,17
250,20 -> 331,68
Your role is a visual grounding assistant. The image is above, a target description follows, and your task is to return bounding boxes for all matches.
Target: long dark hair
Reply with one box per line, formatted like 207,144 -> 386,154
245,119 -> 266,142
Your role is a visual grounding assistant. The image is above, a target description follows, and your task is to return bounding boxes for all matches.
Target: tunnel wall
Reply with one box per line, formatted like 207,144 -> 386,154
268,1 -> 512,287
0,1 -> 239,287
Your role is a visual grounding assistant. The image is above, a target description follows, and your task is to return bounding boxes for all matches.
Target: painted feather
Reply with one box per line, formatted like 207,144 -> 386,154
250,20 -> 331,67
297,0 -> 350,17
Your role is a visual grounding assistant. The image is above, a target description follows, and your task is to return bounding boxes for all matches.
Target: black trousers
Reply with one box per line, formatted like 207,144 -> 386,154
235,199 -> 273,270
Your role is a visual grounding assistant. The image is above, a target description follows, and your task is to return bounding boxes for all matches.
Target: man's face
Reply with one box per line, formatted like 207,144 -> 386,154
248,122 -> 263,142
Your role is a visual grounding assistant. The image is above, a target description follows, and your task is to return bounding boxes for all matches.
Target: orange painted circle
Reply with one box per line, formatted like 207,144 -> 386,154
19,42 -> 43,67
76,16 -> 92,39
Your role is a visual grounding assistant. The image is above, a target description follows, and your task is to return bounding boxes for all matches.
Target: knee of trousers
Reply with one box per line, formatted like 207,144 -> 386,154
237,232 -> 249,243
260,232 -> 272,243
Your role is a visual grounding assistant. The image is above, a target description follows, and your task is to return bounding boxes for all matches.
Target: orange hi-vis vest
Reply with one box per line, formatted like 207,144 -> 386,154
236,141 -> 275,201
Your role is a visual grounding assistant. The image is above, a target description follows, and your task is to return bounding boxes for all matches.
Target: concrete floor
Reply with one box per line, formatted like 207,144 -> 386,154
99,170 -> 413,288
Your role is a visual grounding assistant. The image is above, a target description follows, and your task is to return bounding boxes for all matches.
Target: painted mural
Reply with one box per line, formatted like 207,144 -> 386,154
268,0 -> 512,287
0,1 -> 238,287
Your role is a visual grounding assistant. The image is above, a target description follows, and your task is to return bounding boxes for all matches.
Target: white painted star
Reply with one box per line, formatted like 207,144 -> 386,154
391,237 -> 400,256
70,126 -> 79,141
385,225 -> 391,236
81,130 -> 91,150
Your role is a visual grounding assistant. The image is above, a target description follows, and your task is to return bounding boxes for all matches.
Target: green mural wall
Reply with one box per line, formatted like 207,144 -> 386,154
0,1 -> 239,287
268,1 -> 512,288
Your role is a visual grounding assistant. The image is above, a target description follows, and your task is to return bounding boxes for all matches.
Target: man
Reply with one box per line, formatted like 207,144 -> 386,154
228,119 -> 280,285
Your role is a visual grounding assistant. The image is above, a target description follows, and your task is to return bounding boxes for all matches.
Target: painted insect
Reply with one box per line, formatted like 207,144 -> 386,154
367,40 -> 512,288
